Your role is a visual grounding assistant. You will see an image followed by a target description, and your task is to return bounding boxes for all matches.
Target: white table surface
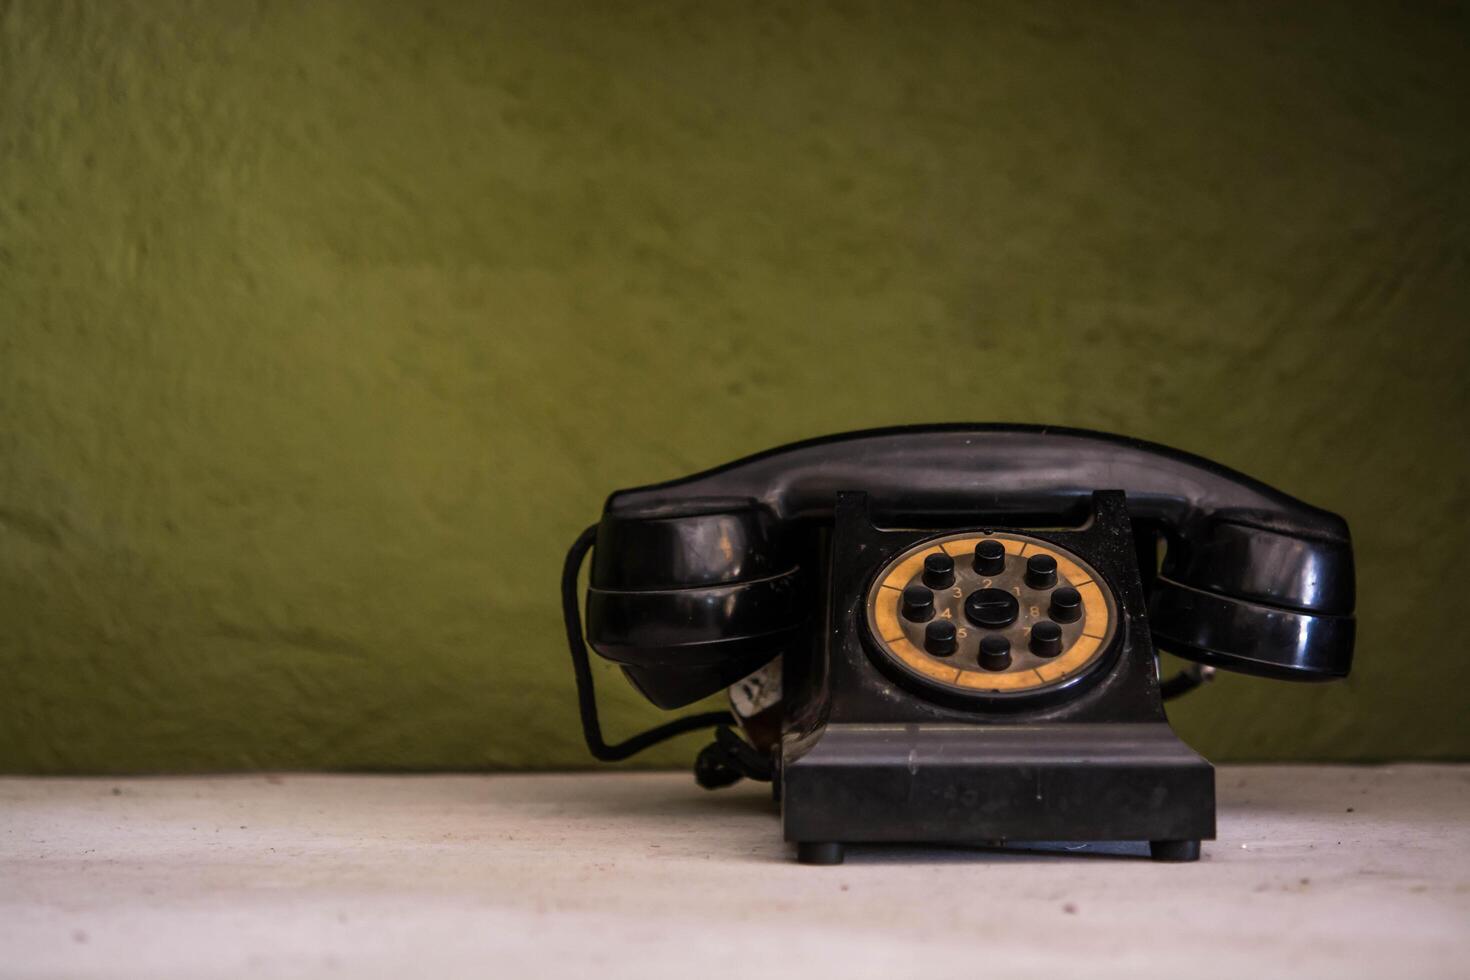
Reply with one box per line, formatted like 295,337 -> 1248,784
2,766 -> 1467,979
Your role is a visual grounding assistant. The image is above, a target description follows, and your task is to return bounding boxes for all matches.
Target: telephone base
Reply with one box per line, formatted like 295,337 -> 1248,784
782,722 -> 1215,861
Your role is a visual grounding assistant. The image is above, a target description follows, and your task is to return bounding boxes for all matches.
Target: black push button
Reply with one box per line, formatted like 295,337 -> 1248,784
1025,554 -> 1058,590
1050,586 -> 1082,623
973,539 -> 1007,576
1030,620 -> 1064,657
923,552 -> 955,590
902,584 -> 935,622
924,620 -> 957,656
979,634 -> 1012,671
964,588 -> 1019,629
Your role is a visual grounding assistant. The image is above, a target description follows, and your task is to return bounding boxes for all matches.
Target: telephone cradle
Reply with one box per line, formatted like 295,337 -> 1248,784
560,426 -> 1356,864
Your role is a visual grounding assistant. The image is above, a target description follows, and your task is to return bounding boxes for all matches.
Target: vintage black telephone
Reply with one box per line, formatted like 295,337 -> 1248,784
561,425 -> 1355,864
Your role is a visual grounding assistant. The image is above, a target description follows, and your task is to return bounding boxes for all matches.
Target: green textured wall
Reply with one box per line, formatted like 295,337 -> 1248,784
2,1 -> 1467,773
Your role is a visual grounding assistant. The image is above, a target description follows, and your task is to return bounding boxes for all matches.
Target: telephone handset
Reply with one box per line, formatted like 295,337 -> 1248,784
562,425 -> 1355,863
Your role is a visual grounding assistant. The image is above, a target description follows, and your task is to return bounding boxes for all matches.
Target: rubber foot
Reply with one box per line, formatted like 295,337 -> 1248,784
1149,839 -> 1201,862
797,842 -> 845,865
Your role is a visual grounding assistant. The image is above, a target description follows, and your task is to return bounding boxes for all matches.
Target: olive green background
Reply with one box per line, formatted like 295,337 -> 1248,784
2,1 -> 1467,773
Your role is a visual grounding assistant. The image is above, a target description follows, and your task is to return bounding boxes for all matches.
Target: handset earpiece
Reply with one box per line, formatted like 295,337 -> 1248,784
584,498 -> 803,709
1148,516 -> 1356,680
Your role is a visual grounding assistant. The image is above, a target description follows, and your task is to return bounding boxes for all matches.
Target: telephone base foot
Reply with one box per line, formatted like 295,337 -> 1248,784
796,842 -> 845,865
1149,839 -> 1201,862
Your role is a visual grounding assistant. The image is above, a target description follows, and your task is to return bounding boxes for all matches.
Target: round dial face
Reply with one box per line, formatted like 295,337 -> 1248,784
864,531 -> 1119,701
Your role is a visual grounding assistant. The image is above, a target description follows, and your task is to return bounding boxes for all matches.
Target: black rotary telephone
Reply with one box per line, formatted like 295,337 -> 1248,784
562,425 -> 1355,864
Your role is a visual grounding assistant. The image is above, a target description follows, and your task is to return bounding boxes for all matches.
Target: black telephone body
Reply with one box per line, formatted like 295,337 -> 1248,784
562,425 -> 1355,864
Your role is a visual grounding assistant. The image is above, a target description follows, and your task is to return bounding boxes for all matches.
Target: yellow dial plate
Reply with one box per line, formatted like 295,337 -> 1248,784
865,531 -> 1118,699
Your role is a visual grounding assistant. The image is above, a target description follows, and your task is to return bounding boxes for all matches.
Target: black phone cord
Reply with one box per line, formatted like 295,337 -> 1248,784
1160,663 -> 1215,701
694,725 -> 774,789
